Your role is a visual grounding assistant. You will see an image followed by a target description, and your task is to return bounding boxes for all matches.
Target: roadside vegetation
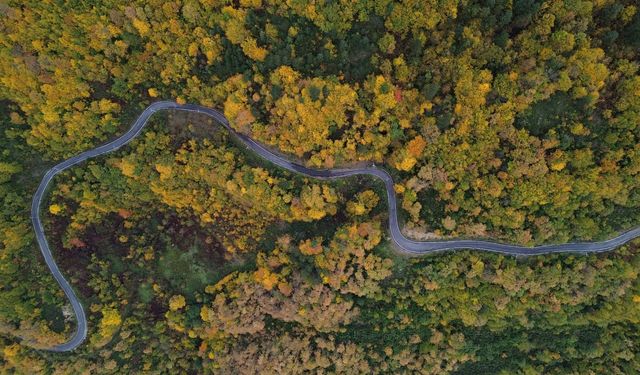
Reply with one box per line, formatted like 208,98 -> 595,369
1,0 -> 639,373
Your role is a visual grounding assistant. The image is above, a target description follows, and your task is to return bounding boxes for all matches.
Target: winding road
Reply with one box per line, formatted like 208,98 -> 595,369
32,101 -> 640,351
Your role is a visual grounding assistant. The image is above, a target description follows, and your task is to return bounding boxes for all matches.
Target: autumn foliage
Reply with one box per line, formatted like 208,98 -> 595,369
1,0 -> 640,373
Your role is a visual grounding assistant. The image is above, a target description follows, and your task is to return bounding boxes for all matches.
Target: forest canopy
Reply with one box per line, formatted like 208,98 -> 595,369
1,0 -> 639,373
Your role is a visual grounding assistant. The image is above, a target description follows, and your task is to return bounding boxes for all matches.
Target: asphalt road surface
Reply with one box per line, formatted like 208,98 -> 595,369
32,101 -> 640,351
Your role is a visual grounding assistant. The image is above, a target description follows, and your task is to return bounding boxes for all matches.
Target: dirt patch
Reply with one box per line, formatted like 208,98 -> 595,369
402,224 -> 442,241
165,110 -> 225,143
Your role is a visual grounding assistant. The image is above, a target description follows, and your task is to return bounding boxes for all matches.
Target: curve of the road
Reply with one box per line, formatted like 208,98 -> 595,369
32,101 -> 640,351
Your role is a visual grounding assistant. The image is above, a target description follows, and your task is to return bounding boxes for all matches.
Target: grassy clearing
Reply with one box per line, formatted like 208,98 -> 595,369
514,92 -> 582,136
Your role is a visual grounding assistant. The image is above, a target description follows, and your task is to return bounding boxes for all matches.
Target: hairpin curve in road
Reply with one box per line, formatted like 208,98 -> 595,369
32,101 -> 640,351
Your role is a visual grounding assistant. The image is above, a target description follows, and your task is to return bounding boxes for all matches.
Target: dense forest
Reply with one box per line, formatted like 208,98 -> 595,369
1,0 -> 639,373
